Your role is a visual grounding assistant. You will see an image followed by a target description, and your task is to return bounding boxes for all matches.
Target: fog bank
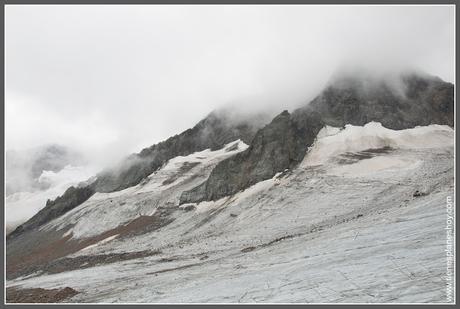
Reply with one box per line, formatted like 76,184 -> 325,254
6,5 -> 454,168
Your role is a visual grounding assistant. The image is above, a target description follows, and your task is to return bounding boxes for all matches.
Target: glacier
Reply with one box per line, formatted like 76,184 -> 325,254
6,123 -> 454,303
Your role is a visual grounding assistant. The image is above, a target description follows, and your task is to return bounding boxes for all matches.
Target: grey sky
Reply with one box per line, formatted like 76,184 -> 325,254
5,5 -> 455,167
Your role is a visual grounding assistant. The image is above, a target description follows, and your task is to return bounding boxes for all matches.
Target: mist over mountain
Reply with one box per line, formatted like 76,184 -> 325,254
7,69 -> 453,236
5,5 -> 455,304
5,66 -> 455,303
6,144 -> 87,196
93,107 -> 273,193
6,5 -> 454,165
5,144 -> 97,234
180,71 -> 454,204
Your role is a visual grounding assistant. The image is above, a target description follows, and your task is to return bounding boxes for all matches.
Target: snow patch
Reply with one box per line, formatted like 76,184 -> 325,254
78,235 -> 119,253
303,122 -> 453,167
193,176 -> 276,214
135,139 -> 248,193
163,139 -> 248,170
330,156 -> 422,177
195,200 -> 223,214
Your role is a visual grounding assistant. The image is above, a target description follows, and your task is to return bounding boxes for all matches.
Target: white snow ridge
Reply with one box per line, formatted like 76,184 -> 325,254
302,122 -> 453,166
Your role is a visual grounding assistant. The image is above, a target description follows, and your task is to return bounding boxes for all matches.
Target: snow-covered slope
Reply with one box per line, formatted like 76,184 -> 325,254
6,124 -> 454,303
303,122 -> 453,166
42,139 -> 248,239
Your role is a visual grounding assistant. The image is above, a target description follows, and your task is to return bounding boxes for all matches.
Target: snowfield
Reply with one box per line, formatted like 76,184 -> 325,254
302,122 -> 453,166
6,123 -> 455,303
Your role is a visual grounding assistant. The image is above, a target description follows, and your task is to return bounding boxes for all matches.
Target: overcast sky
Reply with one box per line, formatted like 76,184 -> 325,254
5,5 -> 454,167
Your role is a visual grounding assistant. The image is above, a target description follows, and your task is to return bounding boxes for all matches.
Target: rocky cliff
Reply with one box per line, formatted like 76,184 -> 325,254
180,72 -> 454,204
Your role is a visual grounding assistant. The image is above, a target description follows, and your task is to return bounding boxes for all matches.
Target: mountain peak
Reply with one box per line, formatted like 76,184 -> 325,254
180,69 -> 454,204
327,67 -> 448,98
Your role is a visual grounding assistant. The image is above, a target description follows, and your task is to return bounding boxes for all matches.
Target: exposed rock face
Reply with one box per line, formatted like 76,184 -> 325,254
180,72 -> 454,204
308,72 -> 454,129
8,110 -> 270,237
8,186 -> 95,240
180,110 -> 324,203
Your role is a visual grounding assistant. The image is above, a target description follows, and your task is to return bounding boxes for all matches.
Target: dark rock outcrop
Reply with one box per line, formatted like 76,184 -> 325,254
307,72 -> 454,129
180,110 -> 324,203
180,72 -> 454,204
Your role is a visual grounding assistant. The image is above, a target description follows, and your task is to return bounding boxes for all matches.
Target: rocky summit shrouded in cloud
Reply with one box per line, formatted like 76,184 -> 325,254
6,69 -> 454,304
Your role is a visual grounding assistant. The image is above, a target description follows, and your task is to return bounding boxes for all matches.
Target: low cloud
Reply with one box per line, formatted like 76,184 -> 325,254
5,5 -> 454,170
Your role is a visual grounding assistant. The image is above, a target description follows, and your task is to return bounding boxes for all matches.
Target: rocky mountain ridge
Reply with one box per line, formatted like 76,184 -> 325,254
180,72 -> 454,203
8,71 -> 454,239
7,109 -> 270,239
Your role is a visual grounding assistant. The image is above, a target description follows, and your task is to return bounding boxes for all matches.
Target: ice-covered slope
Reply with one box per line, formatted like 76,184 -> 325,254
6,123 -> 454,303
302,122 -> 453,166
42,140 -> 248,239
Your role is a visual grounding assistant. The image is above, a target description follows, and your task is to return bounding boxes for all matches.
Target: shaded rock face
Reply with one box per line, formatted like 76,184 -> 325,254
308,72 -> 454,129
180,73 -> 454,204
180,110 -> 325,203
